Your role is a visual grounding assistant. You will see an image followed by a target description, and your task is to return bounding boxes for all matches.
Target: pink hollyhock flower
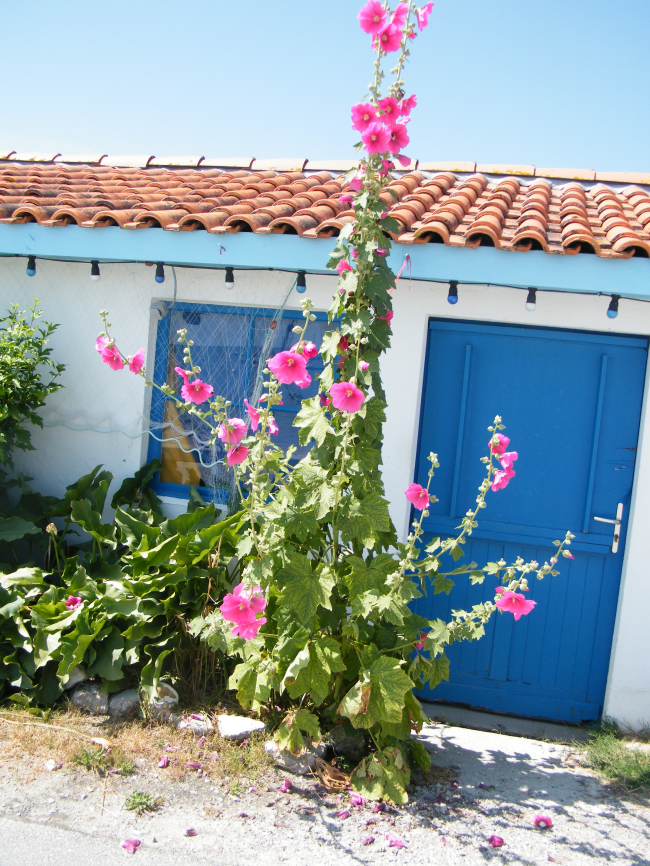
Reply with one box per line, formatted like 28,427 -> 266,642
362,837 -> 375,845
489,433 -> 510,454
244,399 -> 259,431
378,309 -> 394,325
499,451 -> 518,470
351,102 -> 378,132
415,631 -> 429,650
294,370 -> 312,389
405,483 -> 430,510
280,779 -> 292,794
227,445 -> 249,466
495,586 -> 506,594
268,350 -> 308,385
181,379 -> 214,404
391,2 -> 409,28
387,122 -> 410,154
174,366 -> 191,385
550,557 -> 557,565
291,340 -> 318,359
361,122 -> 391,154
348,174 -> 364,192
100,344 -> 123,371
492,467 -> 515,491
338,335 -> 349,353
350,793 -> 366,807
339,194 -> 354,203
376,23 -> 403,53
400,94 -> 417,115
337,810 -> 351,820
218,417 -> 248,445
320,394 -> 331,408
65,596 -> 82,610
337,260 -> 352,275
95,334 -> 109,353
386,832 -> 405,848
268,416 -> 279,436
377,96 -> 401,123
417,1 -> 434,30
359,361 -> 369,371
489,835 -> 504,848
128,348 -> 145,374
221,583 -> 267,625
122,839 -> 141,854
351,247 -> 358,258
495,591 -> 537,621
232,617 -> 266,640
395,154 -> 412,168
534,815 -> 553,829
330,382 -> 366,413
376,248 -> 387,256
358,0 -> 386,34
158,755 -> 169,768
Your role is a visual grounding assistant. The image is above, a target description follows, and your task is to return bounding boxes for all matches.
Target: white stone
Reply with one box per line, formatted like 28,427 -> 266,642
148,683 -> 179,719
69,682 -> 108,715
63,665 -> 87,691
173,714 -> 214,736
108,688 -> 140,718
264,740 -> 326,776
217,714 -> 267,741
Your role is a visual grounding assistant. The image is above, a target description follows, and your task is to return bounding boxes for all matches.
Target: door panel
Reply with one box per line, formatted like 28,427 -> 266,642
413,320 -> 647,722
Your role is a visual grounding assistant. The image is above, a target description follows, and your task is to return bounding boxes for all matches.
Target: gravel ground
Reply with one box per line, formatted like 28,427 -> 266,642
0,722 -> 648,866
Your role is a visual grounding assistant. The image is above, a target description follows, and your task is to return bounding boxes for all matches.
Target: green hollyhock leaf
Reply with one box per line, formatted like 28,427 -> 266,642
285,636 -> 345,706
319,330 -> 344,362
433,574 -> 455,595
450,545 -> 464,562
339,655 -> 413,729
294,397 -> 334,447
350,746 -> 410,805
277,554 -> 335,624
276,708 -> 321,755
345,554 -> 398,600
229,660 -> 272,712
278,507 -> 320,543
426,653 -> 450,689
361,493 -> 391,533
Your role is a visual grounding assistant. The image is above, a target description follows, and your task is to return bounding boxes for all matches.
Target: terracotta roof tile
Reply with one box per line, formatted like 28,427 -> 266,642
476,164 -> 535,177
536,167 -> 596,181
1,158 -> 648,260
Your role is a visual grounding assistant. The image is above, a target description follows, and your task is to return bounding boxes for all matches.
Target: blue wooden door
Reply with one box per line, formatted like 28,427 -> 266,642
412,319 -> 647,722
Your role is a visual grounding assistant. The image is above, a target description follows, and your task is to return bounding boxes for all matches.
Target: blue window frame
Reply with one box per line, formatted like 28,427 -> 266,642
146,301 -> 329,503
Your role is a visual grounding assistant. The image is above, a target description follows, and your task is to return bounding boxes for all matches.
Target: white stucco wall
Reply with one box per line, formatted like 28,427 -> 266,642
1,256 -> 649,728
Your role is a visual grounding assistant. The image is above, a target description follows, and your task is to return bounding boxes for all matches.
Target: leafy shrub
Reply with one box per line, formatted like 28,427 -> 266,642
0,460 -> 244,707
0,301 -> 64,467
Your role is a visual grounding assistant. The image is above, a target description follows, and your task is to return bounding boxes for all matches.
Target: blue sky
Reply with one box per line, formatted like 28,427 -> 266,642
1,0 -> 648,172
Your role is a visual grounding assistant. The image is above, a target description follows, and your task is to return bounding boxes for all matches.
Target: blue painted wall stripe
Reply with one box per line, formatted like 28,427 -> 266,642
1,223 -> 650,301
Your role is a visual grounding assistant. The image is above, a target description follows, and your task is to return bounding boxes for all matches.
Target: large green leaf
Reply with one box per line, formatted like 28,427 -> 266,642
284,636 -> 346,706
0,516 -> 40,542
294,397 -> 334,447
339,655 -> 413,730
277,554 -> 335,624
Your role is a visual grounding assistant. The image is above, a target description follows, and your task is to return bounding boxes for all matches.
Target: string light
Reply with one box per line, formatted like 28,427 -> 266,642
296,271 -> 307,294
447,280 -> 458,304
155,263 -> 165,284
607,295 -> 620,319
26,256 -> 36,277
225,267 -> 235,290
90,261 -> 101,281
525,288 -> 536,311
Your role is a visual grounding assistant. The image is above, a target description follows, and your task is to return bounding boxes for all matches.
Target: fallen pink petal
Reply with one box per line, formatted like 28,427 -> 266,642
534,815 -> 554,829
373,802 -> 386,813
362,836 -> 375,846
386,832 -> 405,848
157,755 -> 169,768
489,835 -> 505,848
185,828 -> 198,837
122,840 -> 141,854
280,779 -> 292,793
350,793 -> 366,807
186,762 -> 202,769
337,809 -> 351,820
65,596 -> 82,610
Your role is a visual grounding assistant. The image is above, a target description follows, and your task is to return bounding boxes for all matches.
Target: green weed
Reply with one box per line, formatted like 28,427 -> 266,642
72,746 -> 109,775
584,731 -> 650,795
125,790 -> 161,815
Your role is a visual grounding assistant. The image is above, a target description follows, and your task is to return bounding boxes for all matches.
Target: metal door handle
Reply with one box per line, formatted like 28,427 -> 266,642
593,503 -> 624,553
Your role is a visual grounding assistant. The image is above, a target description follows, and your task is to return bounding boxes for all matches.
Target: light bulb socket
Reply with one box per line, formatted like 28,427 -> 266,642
607,295 -> 620,319
525,288 -> 536,311
296,270 -> 307,294
224,267 -> 235,289
26,256 -> 36,277
155,262 -> 165,283
447,280 -> 458,305
90,260 -> 101,281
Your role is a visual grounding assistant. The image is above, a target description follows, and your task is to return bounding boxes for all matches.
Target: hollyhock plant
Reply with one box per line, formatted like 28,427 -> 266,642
361,122 -> 392,154
232,616 -> 266,640
387,122 -> 410,154
348,173 -> 364,192
330,381 -> 366,413
227,445 -> 249,466
128,348 -> 145,374
99,344 -> 123,371
405,483 -> 429,510
376,23 -> 404,53
220,583 -> 267,625
339,194 -> 354,203
218,417 -> 248,445
400,94 -> 417,115
391,2 -> 409,27
174,366 -> 191,385
534,815 -> 553,829
499,451 -> 518,469
415,632 -> 429,650
244,398 -> 259,431
377,96 -> 401,122
495,591 -> 537,621
351,102 -> 378,131
181,378 -> 214,404
416,1 -> 434,30
489,433 -> 510,454
268,416 -> 279,436
358,0 -> 387,34
492,466 -> 515,491
378,309 -> 394,325
65,596 -> 82,610
291,340 -> 318,359
267,350 -> 308,384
